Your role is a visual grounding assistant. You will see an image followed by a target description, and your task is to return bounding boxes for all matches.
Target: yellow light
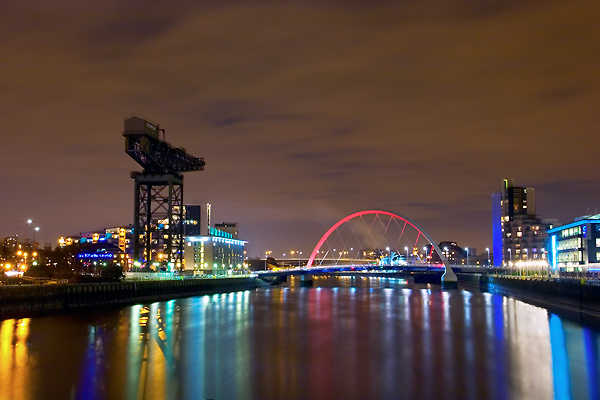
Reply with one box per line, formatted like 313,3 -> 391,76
4,264 -> 11,270
32,252 -> 37,257
17,251 -> 22,256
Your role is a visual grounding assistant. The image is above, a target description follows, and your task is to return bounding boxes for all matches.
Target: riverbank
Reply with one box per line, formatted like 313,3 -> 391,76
0,276 -> 267,318
457,273 -> 600,321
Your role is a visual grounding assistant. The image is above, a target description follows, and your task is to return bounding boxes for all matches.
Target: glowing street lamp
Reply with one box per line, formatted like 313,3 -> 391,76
25,219 -> 33,244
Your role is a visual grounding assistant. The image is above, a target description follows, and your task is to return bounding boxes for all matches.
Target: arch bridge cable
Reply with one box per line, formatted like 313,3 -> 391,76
306,210 -> 457,283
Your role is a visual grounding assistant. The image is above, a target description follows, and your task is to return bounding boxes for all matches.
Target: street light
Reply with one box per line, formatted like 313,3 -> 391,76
423,246 -> 427,263
25,219 -> 33,244
486,248 -> 490,266
405,247 -> 409,264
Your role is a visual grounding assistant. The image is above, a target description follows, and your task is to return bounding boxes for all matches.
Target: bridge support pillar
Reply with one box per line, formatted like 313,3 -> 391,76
300,274 -> 313,287
441,266 -> 458,289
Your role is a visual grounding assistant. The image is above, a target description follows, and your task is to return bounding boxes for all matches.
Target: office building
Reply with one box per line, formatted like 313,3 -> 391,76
185,228 -> 246,275
183,205 -> 246,275
548,214 -> 600,272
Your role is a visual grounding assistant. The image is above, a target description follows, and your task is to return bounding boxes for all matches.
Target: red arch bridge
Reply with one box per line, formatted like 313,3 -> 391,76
258,210 -> 457,285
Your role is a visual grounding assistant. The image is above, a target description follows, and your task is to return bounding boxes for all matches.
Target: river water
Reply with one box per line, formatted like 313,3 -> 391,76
0,276 -> 599,400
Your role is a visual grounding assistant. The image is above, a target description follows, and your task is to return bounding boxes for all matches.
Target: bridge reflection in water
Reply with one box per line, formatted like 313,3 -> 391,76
0,277 -> 599,399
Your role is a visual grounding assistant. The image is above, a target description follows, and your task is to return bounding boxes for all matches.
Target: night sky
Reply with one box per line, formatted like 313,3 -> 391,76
2,1 -> 599,258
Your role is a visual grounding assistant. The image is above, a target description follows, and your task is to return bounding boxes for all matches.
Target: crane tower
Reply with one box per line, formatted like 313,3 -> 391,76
123,116 -> 205,269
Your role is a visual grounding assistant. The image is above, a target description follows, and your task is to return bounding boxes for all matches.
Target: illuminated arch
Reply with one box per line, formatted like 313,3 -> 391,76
307,210 -> 457,282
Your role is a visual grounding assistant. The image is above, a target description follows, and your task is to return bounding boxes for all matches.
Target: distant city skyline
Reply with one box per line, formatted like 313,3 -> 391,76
1,1 -> 599,257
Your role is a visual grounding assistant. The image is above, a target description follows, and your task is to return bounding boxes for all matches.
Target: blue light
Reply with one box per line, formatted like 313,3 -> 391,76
551,235 -> 557,270
549,314 -> 572,398
78,253 -> 113,259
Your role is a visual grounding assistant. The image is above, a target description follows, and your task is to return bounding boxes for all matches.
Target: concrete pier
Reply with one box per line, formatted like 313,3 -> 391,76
299,274 -> 314,287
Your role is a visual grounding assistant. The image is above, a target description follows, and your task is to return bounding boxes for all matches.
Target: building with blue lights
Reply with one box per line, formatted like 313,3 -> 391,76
492,179 -> 556,267
60,226 -> 134,269
183,204 -> 246,275
548,214 -> 600,272
185,232 -> 246,275
76,242 -> 129,273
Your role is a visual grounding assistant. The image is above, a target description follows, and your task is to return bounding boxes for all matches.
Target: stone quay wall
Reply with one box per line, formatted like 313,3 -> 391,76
0,277 -> 266,317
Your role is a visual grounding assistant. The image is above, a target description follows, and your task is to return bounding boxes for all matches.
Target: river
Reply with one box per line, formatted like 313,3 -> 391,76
0,276 -> 598,400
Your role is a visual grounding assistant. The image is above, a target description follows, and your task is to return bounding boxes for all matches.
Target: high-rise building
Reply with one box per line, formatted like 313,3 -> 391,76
183,205 -> 246,275
183,204 -> 211,237
492,179 -> 556,266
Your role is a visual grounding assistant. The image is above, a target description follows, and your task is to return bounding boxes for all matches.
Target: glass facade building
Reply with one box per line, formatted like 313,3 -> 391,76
548,215 -> 600,272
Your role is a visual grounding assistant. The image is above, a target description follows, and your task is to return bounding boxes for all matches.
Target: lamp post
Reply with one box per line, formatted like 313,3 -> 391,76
423,246 -> 428,263
486,247 -> 490,266
405,247 -> 409,265
25,219 -> 33,245
291,250 -> 296,267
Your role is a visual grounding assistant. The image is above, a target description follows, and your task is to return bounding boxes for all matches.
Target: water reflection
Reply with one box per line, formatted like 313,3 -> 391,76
0,318 -> 30,399
1,278 -> 600,399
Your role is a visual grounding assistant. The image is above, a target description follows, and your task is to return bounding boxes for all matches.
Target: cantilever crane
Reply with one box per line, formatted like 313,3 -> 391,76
124,116 -> 205,269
